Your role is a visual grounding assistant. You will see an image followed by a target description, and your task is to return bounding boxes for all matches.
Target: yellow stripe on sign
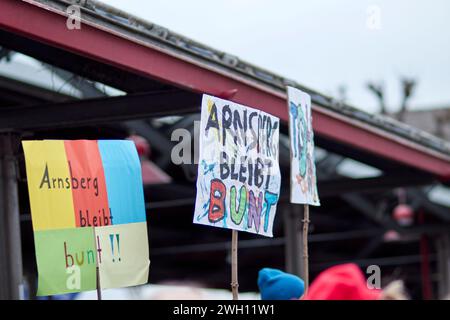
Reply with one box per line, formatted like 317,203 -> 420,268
22,140 -> 76,231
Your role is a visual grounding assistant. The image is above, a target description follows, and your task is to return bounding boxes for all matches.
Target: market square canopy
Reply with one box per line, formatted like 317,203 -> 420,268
0,0 -> 448,179
1,0 -> 450,299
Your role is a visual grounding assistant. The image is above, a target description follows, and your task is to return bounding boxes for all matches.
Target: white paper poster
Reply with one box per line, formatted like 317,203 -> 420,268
194,94 -> 281,237
287,87 -> 320,206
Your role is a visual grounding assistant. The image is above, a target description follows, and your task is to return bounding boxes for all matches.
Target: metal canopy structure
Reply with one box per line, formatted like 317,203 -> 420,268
0,0 -> 449,299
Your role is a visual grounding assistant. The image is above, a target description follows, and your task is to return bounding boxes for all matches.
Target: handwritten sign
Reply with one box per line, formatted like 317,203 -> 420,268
23,140 -> 150,296
194,95 -> 281,237
287,87 -> 320,206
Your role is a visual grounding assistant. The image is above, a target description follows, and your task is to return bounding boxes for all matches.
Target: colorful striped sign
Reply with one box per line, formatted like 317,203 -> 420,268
23,140 -> 150,296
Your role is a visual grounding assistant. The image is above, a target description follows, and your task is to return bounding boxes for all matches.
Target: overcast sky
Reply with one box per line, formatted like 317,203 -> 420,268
102,0 -> 450,114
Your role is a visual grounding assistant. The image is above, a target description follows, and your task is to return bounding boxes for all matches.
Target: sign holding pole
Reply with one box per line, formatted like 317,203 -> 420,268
22,140 -> 150,297
194,94 -> 281,299
231,230 -> 238,300
302,204 -> 310,288
96,265 -> 102,300
286,87 -> 320,290
94,227 -> 102,300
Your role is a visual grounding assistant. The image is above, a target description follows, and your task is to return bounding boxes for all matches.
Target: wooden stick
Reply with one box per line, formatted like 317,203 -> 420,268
96,266 -> 102,300
93,228 -> 102,300
231,230 -> 239,300
302,204 -> 310,291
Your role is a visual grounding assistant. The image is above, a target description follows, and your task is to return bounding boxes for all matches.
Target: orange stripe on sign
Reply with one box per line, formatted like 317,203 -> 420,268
64,140 -> 112,228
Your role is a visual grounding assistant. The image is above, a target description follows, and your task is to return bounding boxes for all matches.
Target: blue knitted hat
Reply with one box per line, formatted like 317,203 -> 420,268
257,268 -> 305,300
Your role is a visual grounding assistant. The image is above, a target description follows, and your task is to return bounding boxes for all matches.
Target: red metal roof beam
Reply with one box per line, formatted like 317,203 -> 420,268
1,0 -> 450,180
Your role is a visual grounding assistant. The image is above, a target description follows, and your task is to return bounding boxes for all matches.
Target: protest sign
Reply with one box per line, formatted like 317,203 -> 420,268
193,94 -> 281,237
286,86 -> 321,289
287,86 -> 320,206
23,140 -> 150,296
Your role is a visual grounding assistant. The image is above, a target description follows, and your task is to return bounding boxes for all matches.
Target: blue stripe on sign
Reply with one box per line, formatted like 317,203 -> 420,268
98,140 -> 146,225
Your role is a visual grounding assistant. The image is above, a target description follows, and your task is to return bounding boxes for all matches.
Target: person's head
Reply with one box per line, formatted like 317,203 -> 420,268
379,280 -> 409,300
258,268 -> 305,300
148,281 -> 205,300
302,263 -> 408,300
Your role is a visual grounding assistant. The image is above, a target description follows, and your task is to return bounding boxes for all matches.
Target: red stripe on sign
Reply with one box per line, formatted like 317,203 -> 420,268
64,140 -> 112,228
